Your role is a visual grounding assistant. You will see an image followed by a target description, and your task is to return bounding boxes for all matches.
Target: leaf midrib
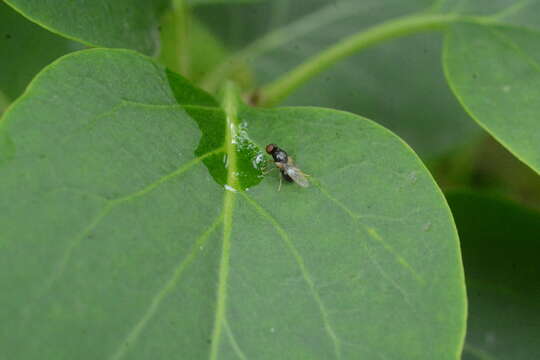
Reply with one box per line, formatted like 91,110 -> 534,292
209,84 -> 240,360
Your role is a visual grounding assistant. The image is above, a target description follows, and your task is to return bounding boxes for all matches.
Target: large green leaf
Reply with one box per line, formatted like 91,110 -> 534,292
444,23 -> 540,174
3,0 -> 169,55
194,0 -> 482,158
0,2 -> 81,111
447,191 -> 540,360
0,49 -> 466,359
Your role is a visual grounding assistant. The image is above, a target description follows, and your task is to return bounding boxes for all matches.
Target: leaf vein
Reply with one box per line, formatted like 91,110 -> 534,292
60,101 -> 128,144
224,319 -> 248,360
487,26 -> 540,75
312,179 -> 425,285
117,100 -> 221,112
109,215 -> 224,360
240,192 -> 342,359
38,148 -> 223,297
361,241 -> 419,315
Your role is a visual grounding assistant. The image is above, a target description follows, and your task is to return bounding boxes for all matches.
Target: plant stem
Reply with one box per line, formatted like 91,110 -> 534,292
159,0 -> 191,77
175,0 -> 191,77
258,13 -> 460,107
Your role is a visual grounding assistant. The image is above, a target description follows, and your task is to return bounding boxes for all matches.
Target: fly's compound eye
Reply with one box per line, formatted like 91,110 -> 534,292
265,144 -> 277,154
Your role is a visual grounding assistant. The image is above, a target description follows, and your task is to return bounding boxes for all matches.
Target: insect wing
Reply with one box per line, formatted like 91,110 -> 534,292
286,165 -> 310,187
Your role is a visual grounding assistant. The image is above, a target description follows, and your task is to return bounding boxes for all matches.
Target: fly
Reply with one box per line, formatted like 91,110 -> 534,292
265,144 -> 309,189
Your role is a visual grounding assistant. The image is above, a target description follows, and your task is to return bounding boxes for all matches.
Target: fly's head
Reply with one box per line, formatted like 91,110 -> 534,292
265,143 -> 288,163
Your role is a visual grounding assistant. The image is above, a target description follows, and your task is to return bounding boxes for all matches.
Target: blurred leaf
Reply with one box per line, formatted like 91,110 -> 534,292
444,23 -> 540,174
3,0 -> 169,55
0,49 -> 465,359
0,1 -> 81,109
447,191 -> 540,360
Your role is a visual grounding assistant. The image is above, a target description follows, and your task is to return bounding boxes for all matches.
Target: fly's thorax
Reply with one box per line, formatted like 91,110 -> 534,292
273,149 -> 288,163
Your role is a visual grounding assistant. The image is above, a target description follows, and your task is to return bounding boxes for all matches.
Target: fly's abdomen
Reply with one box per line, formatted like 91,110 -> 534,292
281,170 -> 294,182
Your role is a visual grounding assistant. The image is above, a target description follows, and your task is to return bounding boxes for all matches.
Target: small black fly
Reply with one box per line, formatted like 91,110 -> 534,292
265,144 -> 309,189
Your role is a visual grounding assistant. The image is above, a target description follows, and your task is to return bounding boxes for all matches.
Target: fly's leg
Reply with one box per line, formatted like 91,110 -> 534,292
262,160 -> 277,175
264,162 -> 282,190
262,166 -> 276,175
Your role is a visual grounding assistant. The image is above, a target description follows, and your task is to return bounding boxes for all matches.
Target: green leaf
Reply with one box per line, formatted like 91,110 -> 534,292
444,23 -> 540,174
0,1 -> 81,109
195,0 -> 482,158
3,0 -> 169,55
0,49 -> 466,359
447,191 -> 540,360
